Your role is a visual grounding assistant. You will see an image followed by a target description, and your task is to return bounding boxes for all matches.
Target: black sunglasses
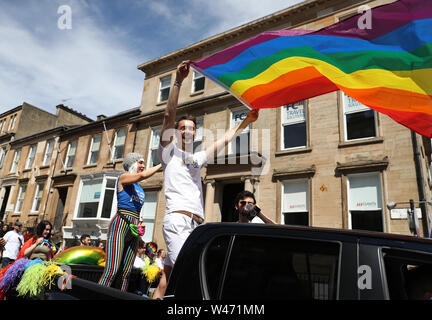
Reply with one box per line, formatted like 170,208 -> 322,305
239,200 -> 255,206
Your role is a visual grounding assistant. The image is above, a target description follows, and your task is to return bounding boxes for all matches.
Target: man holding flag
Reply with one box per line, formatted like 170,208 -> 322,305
153,61 -> 258,299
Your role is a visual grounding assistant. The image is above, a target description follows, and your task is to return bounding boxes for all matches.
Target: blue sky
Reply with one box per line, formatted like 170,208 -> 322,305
0,0 -> 303,119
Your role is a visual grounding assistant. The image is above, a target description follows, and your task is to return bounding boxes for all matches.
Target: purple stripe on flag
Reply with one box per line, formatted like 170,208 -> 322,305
192,29 -> 312,70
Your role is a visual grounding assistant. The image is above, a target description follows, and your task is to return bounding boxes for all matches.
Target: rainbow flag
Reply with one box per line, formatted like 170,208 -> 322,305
191,0 -> 432,138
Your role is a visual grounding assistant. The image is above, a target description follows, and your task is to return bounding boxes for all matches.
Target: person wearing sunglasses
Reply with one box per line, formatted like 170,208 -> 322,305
234,191 -> 276,224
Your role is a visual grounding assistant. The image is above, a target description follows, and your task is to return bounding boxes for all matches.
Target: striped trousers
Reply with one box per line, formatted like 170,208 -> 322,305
98,209 -> 140,291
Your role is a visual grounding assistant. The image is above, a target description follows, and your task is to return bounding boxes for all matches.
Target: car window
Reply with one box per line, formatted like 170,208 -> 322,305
203,235 -> 232,299
218,235 -> 340,300
382,248 -> 432,300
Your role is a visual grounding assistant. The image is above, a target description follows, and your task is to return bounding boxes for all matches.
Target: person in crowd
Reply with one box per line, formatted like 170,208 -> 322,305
133,240 -> 147,269
153,61 -> 258,299
18,220 -> 59,261
0,221 -> 24,267
80,234 -> 91,246
155,249 -> 166,271
97,240 -> 105,251
98,152 -> 161,291
234,191 -> 276,224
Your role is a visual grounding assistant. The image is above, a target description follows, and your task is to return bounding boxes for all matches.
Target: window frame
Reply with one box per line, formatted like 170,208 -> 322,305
74,175 -> 118,220
342,92 -> 377,142
346,172 -> 384,232
87,134 -> 102,165
147,126 -> 162,169
281,178 -> 310,226
42,139 -> 54,166
158,75 -> 172,103
25,144 -> 37,169
65,140 -> 77,168
280,100 -> 308,151
111,128 -> 127,161
229,107 -> 251,155
0,146 -> 6,168
31,181 -> 45,213
8,114 -> 16,131
191,70 -> 205,93
139,190 -> 159,242
15,184 -> 27,213
10,148 -> 21,173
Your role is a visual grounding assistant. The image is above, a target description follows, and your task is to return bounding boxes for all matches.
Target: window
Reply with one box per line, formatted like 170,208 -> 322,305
10,148 -> 21,172
0,120 -> 5,133
87,134 -> 101,164
281,101 -> 307,150
206,235 -> 339,300
8,114 -> 16,131
192,70 -> 205,93
194,117 -> 204,152
147,127 -> 161,168
32,182 -> 44,212
229,108 -> 250,155
382,249 -> 432,300
65,140 -> 77,168
282,179 -> 309,226
342,92 -> 376,141
15,184 -> 27,213
43,139 -> 54,166
140,191 -> 158,242
347,172 -> 383,232
76,177 -> 117,218
112,128 -> 126,160
0,147 -> 6,167
158,75 -> 171,103
25,144 -> 37,169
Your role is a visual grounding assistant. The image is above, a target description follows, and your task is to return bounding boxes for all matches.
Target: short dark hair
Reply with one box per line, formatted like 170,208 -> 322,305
36,220 -> 53,237
175,115 -> 196,129
234,190 -> 256,206
80,234 -> 90,242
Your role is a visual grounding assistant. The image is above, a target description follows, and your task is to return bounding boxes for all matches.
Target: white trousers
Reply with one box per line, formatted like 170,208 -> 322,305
162,212 -> 199,267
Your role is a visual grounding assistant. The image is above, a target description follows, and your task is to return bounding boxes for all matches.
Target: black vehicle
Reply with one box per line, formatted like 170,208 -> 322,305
15,222 -> 432,300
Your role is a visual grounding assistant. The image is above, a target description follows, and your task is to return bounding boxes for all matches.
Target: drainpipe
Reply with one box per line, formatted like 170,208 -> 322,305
132,122 -> 139,152
411,130 -> 429,237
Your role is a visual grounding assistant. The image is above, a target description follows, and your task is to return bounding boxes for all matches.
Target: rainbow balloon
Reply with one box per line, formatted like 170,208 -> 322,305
53,246 -> 105,267
192,0 -> 432,137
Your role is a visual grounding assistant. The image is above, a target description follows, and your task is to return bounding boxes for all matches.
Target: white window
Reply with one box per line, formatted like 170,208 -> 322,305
147,127 -> 161,168
112,128 -> 126,160
229,108 -> 250,155
25,144 -> 37,169
75,176 -> 117,219
0,147 -> 6,167
8,114 -> 16,130
43,139 -> 54,166
87,134 -> 101,164
158,75 -> 171,103
342,92 -> 376,141
32,182 -> 44,212
140,191 -> 158,242
65,140 -> 77,168
0,120 -> 5,133
15,184 -> 26,213
194,117 -> 204,152
10,148 -> 21,172
282,179 -> 309,226
347,172 -> 383,232
281,101 -> 307,150
192,70 -> 205,93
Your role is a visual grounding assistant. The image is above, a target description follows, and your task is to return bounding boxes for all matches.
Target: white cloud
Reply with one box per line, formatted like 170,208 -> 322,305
0,1 -> 145,119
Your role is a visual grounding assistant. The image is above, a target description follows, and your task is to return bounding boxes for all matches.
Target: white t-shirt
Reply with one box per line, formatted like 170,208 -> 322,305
158,142 -> 207,219
3,230 -> 24,260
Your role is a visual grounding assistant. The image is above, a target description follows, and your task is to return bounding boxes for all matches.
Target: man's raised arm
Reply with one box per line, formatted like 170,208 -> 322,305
205,109 -> 259,160
160,61 -> 190,148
